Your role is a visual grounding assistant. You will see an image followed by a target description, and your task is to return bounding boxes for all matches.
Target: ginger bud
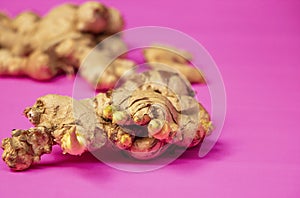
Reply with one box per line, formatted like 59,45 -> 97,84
152,122 -> 171,140
129,138 -> 164,160
102,105 -> 116,120
119,134 -> 132,148
133,114 -> 151,125
60,128 -> 87,155
200,120 -> 213,135
112,111 -> 130,125
148,119 -> 164,136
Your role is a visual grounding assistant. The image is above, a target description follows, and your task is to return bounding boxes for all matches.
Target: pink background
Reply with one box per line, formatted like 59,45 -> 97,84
0,0 -> 300,197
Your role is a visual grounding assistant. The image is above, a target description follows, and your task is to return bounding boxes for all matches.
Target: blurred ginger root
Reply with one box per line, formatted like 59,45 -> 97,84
0,1 -> 134,86
143,44 -> 206,84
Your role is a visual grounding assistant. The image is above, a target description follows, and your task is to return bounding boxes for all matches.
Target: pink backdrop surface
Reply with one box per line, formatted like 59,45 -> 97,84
0,0 -> 300,197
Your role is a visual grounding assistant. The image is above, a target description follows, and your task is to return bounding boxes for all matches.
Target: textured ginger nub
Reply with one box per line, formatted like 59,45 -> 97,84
1,127 -> 53,171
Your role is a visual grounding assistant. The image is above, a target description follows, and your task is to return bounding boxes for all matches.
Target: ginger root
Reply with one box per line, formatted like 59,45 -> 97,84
143,45 -> 206,84
79,36 -> 136,90
1,69 -> 212,171
0,2 -> 130,87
